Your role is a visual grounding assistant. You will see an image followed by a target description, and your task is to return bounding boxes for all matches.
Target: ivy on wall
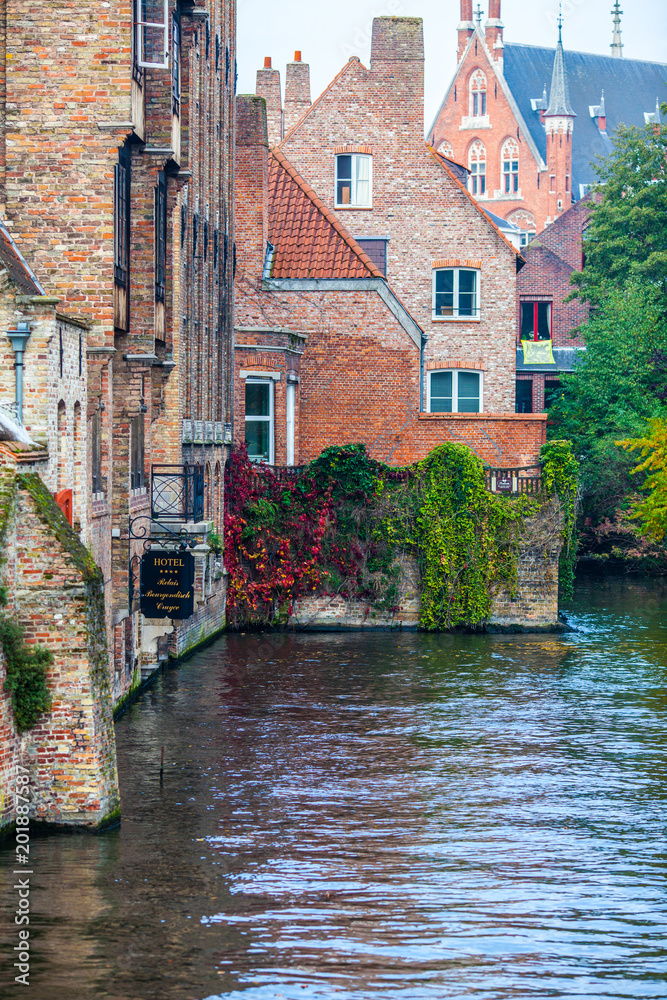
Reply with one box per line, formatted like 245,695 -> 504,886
0,603 -> 52,733
224,441 -> 579,630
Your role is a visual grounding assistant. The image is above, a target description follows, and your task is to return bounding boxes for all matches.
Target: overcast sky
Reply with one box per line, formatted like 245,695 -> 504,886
237,0 -> 667,129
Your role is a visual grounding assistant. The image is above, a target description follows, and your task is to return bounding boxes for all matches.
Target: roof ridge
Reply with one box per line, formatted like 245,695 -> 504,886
279,59 -> 366,148
269,148 -> 383,278
426,145 -> 524,261
504,41 -> 667,66
524,241 -> 575,273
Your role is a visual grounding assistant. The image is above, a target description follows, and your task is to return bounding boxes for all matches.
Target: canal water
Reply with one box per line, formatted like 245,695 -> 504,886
2,576 -> 667,1000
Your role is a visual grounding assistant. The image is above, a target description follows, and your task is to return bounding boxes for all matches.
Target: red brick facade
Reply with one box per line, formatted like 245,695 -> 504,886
430,1 -> 572,237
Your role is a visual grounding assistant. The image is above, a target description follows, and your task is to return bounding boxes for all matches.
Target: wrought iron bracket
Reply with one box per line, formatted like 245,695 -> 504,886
128,513 -> 201,612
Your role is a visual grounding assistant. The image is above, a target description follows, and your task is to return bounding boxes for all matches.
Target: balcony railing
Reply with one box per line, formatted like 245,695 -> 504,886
151,464 -> 205,521
485,465 -> 543,495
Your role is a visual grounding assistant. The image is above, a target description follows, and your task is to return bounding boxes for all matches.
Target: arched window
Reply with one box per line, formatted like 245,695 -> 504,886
469,70 -> 487,117
501,138 -> 520,194
468,140 -> 486,197
437,139 -> 454,158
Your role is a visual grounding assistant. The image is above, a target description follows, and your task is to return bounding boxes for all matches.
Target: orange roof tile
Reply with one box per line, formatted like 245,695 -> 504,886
268,148 -> 384,280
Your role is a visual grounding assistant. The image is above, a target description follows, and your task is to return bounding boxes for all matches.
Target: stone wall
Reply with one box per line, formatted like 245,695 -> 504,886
291,501 -> 562,631
0,467 -> 119,835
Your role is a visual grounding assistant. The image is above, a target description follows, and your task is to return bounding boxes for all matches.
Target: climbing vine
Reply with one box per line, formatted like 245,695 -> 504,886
0,608 -> 53,733
224,441 -> 579,630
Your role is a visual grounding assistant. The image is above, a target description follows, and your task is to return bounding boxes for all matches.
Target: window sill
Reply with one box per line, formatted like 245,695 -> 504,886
431,315 -> 481,323
460,116 -> 491,129
334,205 -> 373,211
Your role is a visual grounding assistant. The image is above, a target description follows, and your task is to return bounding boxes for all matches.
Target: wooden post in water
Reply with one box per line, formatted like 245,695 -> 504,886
160,745 -> 165,782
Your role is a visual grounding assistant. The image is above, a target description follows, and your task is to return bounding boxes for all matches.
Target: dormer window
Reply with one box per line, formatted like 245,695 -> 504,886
469,70 -> 487,117
335,154 -> 372,208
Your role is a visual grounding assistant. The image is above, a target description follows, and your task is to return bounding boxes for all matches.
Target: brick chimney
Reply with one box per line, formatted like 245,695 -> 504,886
284,51 -> 311,136
370,18 -> 424,126
485,0 -> 504,60
458,1 -> 474,62
235,95 -> 269,279
255,57 -> 282,147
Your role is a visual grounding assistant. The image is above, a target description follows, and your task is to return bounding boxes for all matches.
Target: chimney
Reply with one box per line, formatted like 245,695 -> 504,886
370,18 -> 424,123
485,0 -> 504,60
458,1 -> 474,62
235,95 -> 269,278
255,57 -> 282,146
284,51 -> 311,136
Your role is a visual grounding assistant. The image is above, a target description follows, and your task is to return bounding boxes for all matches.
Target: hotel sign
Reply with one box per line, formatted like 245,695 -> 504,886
140,550 -> 195,619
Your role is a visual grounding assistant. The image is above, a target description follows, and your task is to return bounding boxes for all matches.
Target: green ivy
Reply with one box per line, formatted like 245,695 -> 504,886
0,615 -> 52,732
540,440 -> 580,598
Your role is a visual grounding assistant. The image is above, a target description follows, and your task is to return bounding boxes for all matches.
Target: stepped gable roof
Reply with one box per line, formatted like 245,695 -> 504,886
0,221 -> 45,295
504,44 -> 667,195
268,148 -> 384,279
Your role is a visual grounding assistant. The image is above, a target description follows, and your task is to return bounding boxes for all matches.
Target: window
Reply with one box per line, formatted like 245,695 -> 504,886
130,414 -> 145,489
437,139 -> 454,158
155,170 -> 167,302
245,379 -> 273,464
565,174 -> 570,193
114,145 -> 130,288
172,12 -> 180,114
515,380 -> 533,414
135,0 -> 169,69
429,370 -> 482,413
335,154 -> 372,208
469,70 -> 487,117
468,140 -> 486,196
520,301 -> 552,341
550,175 -> 556,192
518,231 -> 536,249
92,408 -> 103,493
433,268 -> 480,319
501,139 -> 519,194
356,238 -> 387,276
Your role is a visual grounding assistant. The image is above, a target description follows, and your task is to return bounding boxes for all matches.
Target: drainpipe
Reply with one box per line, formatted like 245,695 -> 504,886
7,322 -> 32,423
420,334 -> 428,412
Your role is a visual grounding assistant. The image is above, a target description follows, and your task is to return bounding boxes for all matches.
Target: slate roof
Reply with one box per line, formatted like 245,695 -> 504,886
268,148 -> 384,279
504,44 -> 667,197
0,221 -> 44,295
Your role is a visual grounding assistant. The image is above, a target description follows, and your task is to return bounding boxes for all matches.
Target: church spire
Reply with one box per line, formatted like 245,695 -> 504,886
545,12 -> 575,118
611,2 -> 624,58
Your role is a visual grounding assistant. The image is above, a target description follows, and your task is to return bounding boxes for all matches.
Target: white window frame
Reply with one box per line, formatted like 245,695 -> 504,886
244,378 -> 274,465
428,369 -> 483,414
135,0 -> 169,69
432,267 -> 481,321
334,153 -> 373,208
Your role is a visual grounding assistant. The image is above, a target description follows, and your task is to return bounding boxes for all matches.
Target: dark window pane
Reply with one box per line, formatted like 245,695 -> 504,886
356,239 -> 387,276
245,420 -> 269,462
537,301 -> 551,340
435,269 -> 454,316
457,372 -> 480,412
520,302 -> 535,338
245,382 -> 270,416
458,270 -> 477,316
516,380 -> 533,413
431,372 -> 453,412
336,155 -> 351,205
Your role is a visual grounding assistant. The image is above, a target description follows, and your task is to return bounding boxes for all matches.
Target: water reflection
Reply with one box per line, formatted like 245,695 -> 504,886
1,576 -> 667,999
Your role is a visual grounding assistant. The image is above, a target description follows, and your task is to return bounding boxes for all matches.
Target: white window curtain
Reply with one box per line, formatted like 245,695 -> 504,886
354,156 -> 371,206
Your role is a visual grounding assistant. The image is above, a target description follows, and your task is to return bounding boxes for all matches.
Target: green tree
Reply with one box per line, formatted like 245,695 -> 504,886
620,419 -> 667,541
570,117 -> 667,308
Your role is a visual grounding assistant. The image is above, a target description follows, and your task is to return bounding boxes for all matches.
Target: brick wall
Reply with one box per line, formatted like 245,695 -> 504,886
277,18 -> 520,415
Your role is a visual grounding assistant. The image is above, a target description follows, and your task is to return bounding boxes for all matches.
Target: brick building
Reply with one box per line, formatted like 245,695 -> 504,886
516,196 -> 592,413
428,1 -> 666,238
0,0 -> 235,828
236,83 -> 547,470
257,18 -> 547,448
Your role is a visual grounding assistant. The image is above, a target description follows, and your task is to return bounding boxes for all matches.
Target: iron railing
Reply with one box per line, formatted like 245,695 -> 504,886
151,464 -> 205,521
484,465 -> 543,495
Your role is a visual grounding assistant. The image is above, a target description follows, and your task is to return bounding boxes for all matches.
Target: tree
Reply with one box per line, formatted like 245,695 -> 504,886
619,420 -> 667,541
570,117 -> 667,308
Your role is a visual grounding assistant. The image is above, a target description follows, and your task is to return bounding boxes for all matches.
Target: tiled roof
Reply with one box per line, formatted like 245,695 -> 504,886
268,148 -> 384,280
0,221 -> 44,295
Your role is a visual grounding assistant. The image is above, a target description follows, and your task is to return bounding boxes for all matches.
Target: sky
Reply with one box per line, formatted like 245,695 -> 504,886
237,0 -> 667,130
